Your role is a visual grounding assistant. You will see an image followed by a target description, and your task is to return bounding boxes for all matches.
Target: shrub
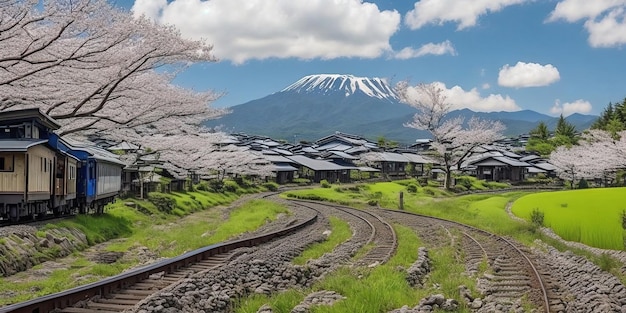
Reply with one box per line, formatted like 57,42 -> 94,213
451,185 -> 468,193
367,200 -> 378,206
578,178 -> 589,189
621,210 -> 626,230
208,180 -> 224,192
320,179 -> 332,188
196,181 -> 211,191
234,176 -> 254,188
262,181 -> 279,191
293,178 -> 311,186
223,180 -> 242,193
406,183 -> 418,193
147,192 -> 176,213
455,176 -> 473,189
531,208 -> 544,227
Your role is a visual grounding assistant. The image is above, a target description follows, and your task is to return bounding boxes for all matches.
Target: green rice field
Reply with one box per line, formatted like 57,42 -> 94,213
511,187 -> 626,250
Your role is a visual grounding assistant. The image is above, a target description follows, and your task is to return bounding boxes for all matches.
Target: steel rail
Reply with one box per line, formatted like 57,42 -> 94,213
0,208 -> 318,313
380,208 -> 551,313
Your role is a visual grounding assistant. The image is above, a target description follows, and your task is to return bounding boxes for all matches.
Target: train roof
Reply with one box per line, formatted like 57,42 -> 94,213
0,107 -> 61,130
60,137 -> 126,166
0,139 -> 48,152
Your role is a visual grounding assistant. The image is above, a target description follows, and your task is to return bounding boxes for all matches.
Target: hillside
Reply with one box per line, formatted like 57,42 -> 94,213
204,74 -> 598,144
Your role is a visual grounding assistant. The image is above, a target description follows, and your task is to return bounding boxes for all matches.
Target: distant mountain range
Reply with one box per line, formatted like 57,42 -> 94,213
204,74 -> 599,145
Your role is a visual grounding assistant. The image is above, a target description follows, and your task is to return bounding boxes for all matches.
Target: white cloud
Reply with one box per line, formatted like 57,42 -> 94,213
482,83 -> 491,90
550,99 -> 593,116
404,0 -> 529,30
547,0 -> 626,48
431,82 -> 521,112
547,0 -> 626,22
584,8 -> 626,47
498,62 -> 560,88
394,40 -> 457,59
132,0 -> 401,64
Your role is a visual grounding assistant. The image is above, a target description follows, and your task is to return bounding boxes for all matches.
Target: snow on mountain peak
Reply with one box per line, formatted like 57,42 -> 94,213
281,74 -> 398,100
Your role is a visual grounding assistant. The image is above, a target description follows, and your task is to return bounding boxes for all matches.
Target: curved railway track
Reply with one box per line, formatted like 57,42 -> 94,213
1,195 -> 563,313
0,197 -> 399,313
287,199 -> 397,267
373,208 -> 552,313
0,198 -> 319,313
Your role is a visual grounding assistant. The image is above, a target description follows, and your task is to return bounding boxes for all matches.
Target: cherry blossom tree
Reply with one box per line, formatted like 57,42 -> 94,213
0,0 -> 259,180
395,81 -> 505,189
550,130 -> 626,187
0,0 -> 224,140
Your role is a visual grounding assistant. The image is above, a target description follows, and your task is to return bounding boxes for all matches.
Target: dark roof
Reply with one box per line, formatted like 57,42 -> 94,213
274,163 -> 298,172
286,155 -> 355,171
0,139 -> 48,152
0,108 -> 61,130
469,156 -> 530,167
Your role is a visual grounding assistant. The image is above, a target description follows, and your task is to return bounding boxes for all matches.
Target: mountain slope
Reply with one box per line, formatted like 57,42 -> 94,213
204,74 -> 598,144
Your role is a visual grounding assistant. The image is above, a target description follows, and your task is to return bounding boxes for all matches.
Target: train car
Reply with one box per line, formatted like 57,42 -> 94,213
0,108 -> 62,221
51,150 -> 79,216
0,108 -> 125,221
52,135 -> 125,214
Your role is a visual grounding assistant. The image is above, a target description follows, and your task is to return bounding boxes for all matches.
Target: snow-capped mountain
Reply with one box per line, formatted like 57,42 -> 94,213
204,74 -> 597,144
281,74 -> 398,101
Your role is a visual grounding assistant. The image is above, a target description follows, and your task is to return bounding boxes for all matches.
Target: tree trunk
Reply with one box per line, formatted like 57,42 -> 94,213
444,165 -> 453,190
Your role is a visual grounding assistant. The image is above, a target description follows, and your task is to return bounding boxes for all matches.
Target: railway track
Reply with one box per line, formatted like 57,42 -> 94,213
287,199 -> 397,267
0,200 -> 319,313
374,208 -> 552,313
2,196 -> 565,313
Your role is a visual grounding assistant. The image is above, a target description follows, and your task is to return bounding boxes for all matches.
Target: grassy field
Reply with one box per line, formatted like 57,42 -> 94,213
511,187 -> 626,250
284,181 -> 535,242
234,224 -> 483,313
0,193 -> 289,306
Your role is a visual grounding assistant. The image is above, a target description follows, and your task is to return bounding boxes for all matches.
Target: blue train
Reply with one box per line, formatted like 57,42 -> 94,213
0,108 -> 125,222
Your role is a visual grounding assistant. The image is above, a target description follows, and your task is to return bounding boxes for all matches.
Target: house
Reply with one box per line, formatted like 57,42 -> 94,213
467,155 -> 530,182
286,155 -> 356,183
263,154 -> 298,184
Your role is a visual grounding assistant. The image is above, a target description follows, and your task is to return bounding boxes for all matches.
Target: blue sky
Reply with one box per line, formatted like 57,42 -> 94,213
111,0 -> 626,116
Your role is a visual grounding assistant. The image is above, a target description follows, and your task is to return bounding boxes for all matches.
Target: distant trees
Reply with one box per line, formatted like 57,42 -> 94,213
526,116 -> 578,156
395,81 -> 505,189
592,99 -> 626,139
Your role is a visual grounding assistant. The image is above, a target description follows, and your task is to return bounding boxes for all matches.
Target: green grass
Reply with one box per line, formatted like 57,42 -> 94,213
0,195 -> 289,306
284,182 -> 534,243
107,198 -> 291,257
511,188 -> 626,250
234,225 -> 481,313
292,216 -> 351,265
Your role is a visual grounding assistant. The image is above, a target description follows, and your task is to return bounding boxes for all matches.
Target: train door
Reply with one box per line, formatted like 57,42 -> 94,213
86,159 -> 96,203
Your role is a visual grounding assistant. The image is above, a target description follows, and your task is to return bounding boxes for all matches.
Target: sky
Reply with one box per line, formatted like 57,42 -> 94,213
110,0 -> 626,117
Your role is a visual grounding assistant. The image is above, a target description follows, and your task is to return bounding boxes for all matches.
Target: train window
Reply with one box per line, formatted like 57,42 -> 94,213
0,154 -> 14,172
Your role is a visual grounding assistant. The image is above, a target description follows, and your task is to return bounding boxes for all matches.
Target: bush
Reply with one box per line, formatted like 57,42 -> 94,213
262,181 -> 279,191
406,183 -> 418,193
367,200 -> 378,206
234,176 -> 254,188
578,178 -> 589,189
293,178 -> 311,186
531,208 -> 544,227
455,176 -> 473,189
320,179 -> 332,188
147,192 -> 176,213
208,180 -> 224,192
223,180 -> 242,193
196,181 -> 211,191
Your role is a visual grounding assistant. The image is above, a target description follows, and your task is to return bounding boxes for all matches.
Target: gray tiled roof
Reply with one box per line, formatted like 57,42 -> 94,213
0,139 -> 48,152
